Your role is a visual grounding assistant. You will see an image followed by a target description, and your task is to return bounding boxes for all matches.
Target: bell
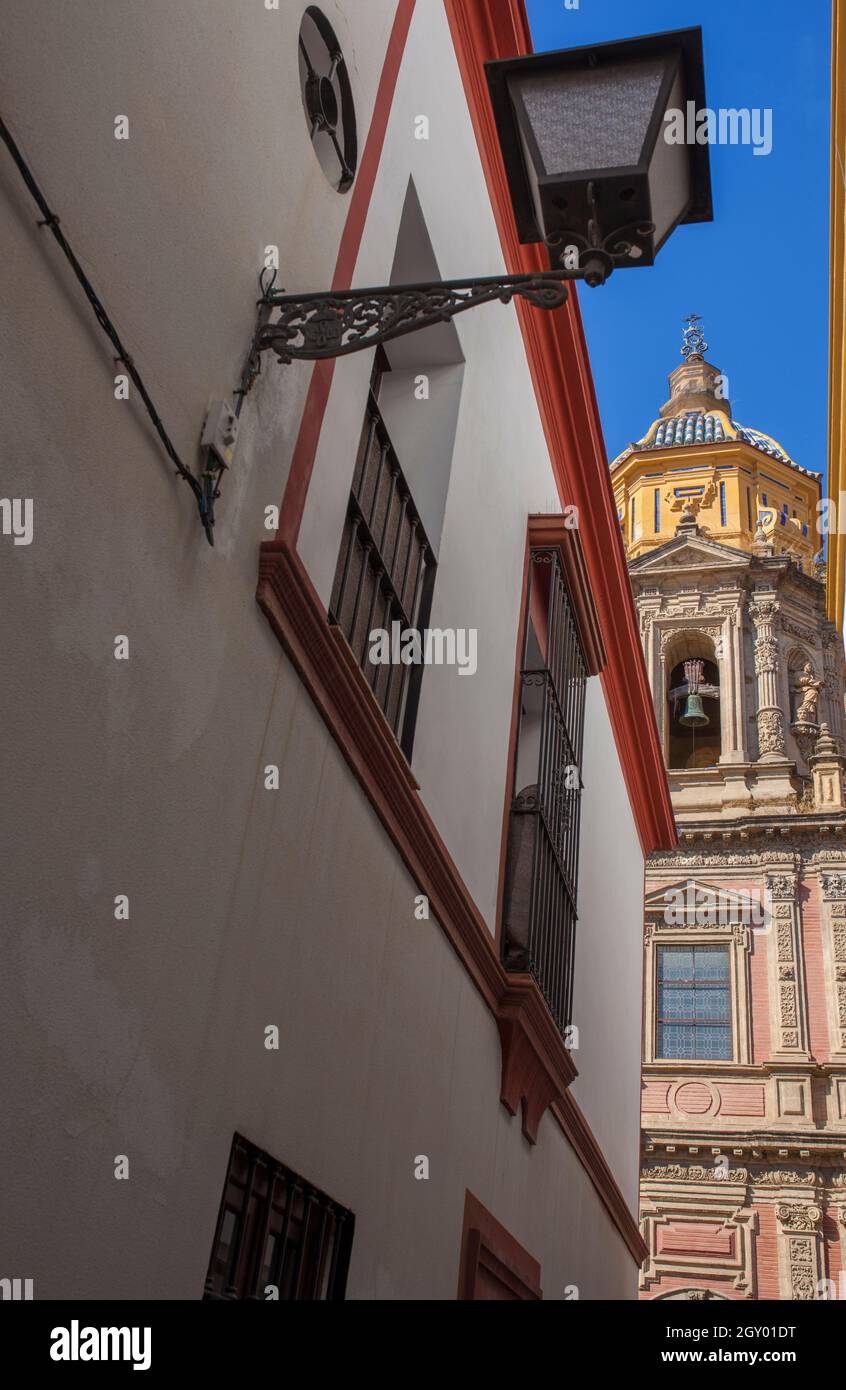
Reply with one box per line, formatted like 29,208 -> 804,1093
680,692 -> 709,727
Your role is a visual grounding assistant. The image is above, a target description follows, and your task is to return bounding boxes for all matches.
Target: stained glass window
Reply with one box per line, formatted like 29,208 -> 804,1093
656,945 -> 731,1060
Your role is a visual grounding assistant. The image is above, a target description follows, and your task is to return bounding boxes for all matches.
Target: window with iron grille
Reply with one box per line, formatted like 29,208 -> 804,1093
656,945 -> 732,1060
329,351 -> 436,760
501,547 -> 587,1033
204,1134 -> 354,1300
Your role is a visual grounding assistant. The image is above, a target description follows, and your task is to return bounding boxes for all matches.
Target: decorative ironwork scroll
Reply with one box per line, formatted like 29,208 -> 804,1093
543,181 -> 656,287
681,313 -> 708,361
248,271 -> 570,367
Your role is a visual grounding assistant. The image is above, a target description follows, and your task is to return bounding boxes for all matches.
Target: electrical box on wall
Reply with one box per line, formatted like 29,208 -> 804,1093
201,400 -> 239,469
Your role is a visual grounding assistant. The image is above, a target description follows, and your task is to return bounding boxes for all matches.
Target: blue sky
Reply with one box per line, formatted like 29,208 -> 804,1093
526,0 -> 832,479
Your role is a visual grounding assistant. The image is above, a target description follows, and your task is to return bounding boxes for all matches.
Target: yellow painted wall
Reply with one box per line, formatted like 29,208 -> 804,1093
613,444 -> 819,567
828,0 -> 846,626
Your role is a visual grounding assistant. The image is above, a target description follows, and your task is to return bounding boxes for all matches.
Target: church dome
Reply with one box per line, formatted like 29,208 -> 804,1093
610,318 -> 820,480
610,318 -> 822,569
613,411 -> 818,476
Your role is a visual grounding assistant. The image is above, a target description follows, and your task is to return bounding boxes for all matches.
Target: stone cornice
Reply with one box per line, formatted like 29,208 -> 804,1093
630,545 -> 824,594
643,1132 -> 846,1166
641,1160 -> 846,1195
649,824 -> 846,867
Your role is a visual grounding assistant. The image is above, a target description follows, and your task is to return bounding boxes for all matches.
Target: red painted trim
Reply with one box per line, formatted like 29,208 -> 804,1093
254,0 -> 657,1270
443,0 -> 676,858
257,537 -> 645,1265
278,0 -> 418,547
498,977 -> 577,1143
259,539 -> 501,1013
553,1092 -> 648,1266
494,536 -> 530,953
457,1190 -> 542,1299
493,517 -> 604,953
527,514 -> 606,676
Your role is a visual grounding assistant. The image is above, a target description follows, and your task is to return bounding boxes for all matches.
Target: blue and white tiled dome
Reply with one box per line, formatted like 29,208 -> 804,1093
610,323 -> 821,479
651,413 -> 728,449
612,409 -> 820,479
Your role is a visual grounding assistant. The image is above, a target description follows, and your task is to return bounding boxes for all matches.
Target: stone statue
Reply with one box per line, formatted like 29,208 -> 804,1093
794,663 -> 824,724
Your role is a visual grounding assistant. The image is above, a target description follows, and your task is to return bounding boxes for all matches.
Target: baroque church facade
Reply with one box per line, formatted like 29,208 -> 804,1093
614,322 -> 846,1300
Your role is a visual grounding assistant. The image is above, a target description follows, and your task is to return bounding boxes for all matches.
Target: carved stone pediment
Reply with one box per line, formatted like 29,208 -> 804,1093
630,535 -> 751,578
644,877 -> 758,925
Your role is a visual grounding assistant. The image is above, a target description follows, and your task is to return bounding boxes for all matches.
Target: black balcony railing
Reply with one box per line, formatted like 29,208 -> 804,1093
502,548 -> 586,1033
329,387 -> 436,759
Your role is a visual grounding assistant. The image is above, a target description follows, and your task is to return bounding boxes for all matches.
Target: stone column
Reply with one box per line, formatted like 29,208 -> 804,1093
819,871 -> 846,1059
765,870 -> 811,1060
750,594 -> 786,761
838,1210 -> 846,1300
719,602 -> 747,763
823,627 -> 844,743
775,1203 -> 824,1300
637,601 -> 663,737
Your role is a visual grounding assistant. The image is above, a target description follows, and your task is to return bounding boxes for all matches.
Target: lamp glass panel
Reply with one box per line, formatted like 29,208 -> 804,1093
511,54 -> 670,176
646,64 -> 692,246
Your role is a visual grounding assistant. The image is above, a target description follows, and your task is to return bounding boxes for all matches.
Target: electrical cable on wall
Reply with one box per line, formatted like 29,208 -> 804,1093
0,115 -> 222,545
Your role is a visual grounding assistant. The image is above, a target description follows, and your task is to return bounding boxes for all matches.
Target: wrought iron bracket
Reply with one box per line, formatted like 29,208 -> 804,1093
238,268 -> 572,390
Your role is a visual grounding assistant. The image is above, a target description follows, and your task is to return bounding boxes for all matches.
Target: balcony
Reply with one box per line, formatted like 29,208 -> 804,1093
501,547 -> 586,1034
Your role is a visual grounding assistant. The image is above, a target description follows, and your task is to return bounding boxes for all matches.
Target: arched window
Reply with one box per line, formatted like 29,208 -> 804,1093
665,635 -> 722,770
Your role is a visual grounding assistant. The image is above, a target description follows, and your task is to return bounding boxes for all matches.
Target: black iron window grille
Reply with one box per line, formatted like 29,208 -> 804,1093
204,1134 -> 354,1301
329,355 -> 436,760
502,547 -> 587,1033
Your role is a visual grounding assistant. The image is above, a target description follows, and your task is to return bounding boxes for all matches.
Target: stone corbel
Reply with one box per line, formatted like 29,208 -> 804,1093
496,977 -> 577,1144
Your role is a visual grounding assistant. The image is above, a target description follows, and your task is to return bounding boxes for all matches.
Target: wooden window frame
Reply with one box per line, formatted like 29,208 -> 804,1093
204,1133 -> 354,1301
457,1190 -> 542,1300
329,350 -> 436,761
500,542 -> 587,1032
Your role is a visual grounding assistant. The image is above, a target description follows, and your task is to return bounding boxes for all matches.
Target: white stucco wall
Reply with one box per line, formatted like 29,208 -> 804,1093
573,677 -> 646,1217
297,0 -> 562,929
1,0 -> 645,1299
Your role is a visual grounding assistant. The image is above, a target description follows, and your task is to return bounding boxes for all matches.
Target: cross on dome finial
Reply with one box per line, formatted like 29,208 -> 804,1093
681,313 -> 708,361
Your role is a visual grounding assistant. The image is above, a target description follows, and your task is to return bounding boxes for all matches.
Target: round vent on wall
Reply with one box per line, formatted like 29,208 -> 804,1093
672,1081 -> 715,1117
298,7 -> 357,193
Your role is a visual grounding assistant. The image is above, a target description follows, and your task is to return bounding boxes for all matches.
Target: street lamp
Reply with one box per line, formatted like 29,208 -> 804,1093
248,25 -> 712,382
0,28 -> 714,544
486,27 -> 712,287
